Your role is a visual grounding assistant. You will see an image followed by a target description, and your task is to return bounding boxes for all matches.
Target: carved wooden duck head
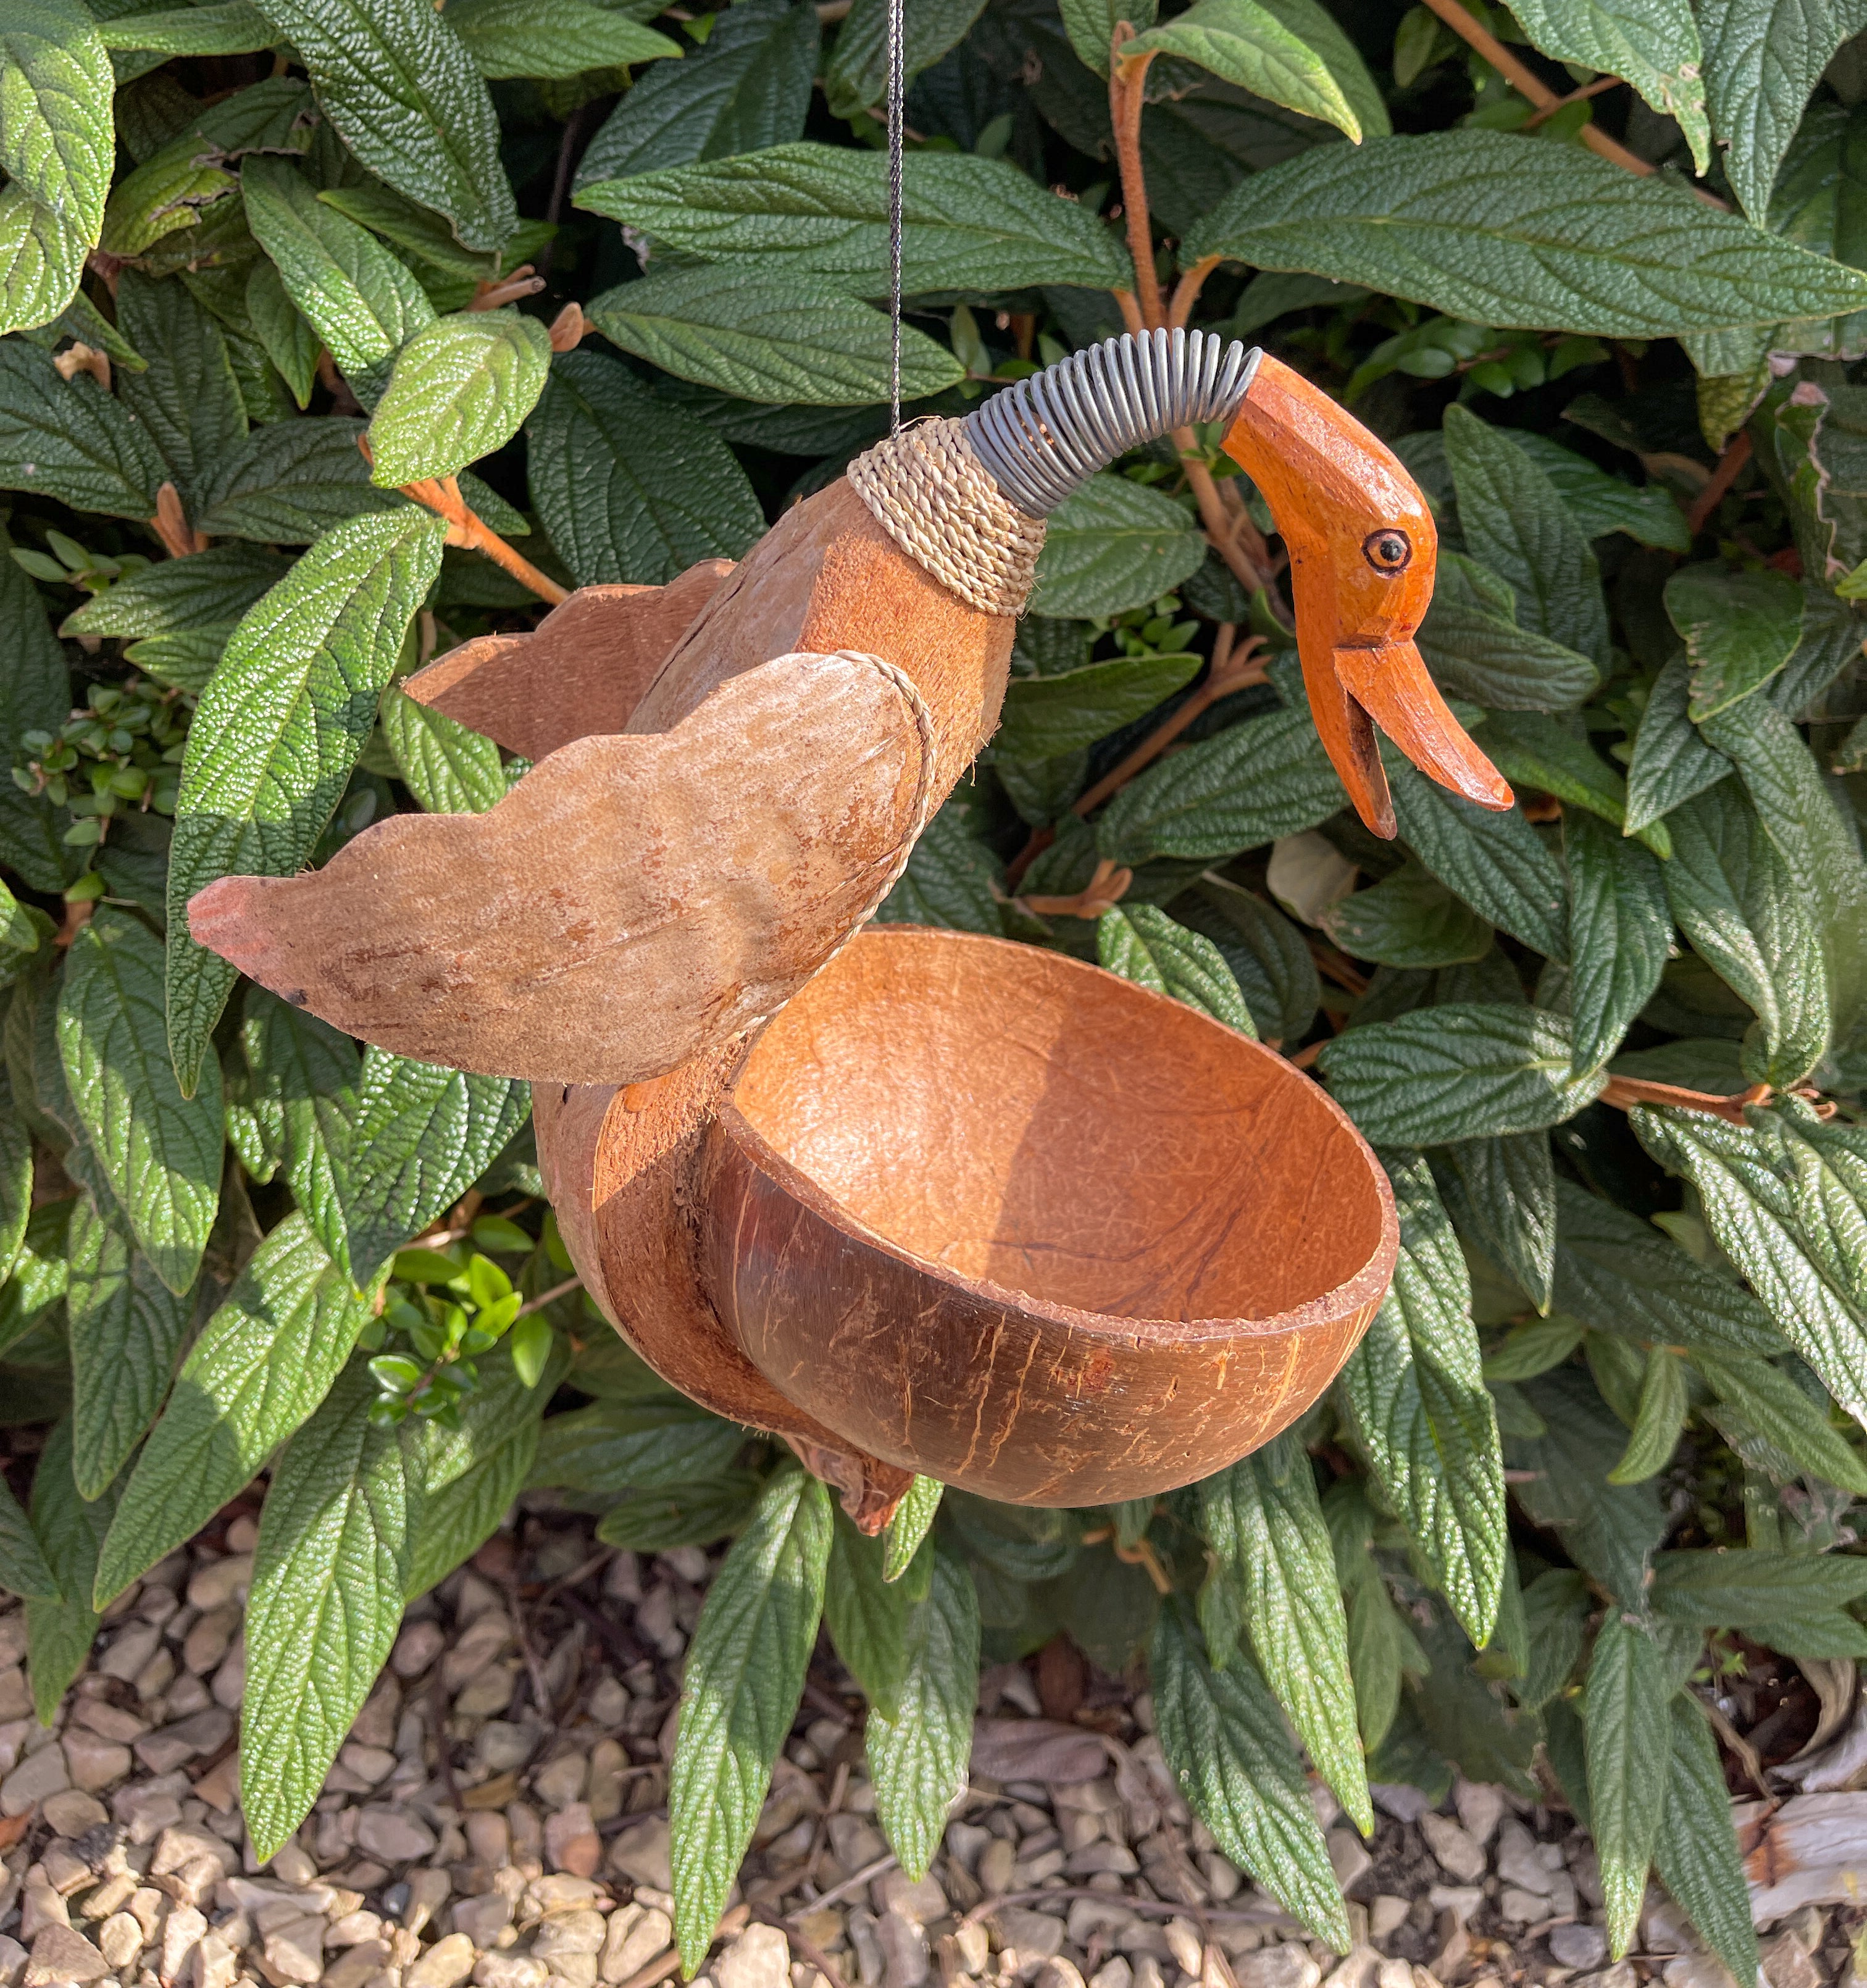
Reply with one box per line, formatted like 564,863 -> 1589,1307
186,330 -> 1505,1520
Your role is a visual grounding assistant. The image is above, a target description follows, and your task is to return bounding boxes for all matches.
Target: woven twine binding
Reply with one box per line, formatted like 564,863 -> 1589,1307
848,419 -> 1045,619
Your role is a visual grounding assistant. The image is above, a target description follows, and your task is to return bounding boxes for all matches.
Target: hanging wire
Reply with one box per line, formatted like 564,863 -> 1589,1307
886,0 -> 904,433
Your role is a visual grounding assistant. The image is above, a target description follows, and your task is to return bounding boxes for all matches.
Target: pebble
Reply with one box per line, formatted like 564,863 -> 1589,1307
261,1915 -> 325,1985
1550,1925 -> 1610,1972
608,1820 -> 671,1892
97,1915 -> 143,1968
453,1897 -> 513,1947
1235,1948 -> 1321,1988
544,1802 -> 601,1879
978,1839 -> 1016,1896
2,1743 -> 70,1814
601,1907 -> 670,1983
62,1731 -> 133,1792
1417,1815 -> 1485,1886
356,1810 -> 437,1862
475,1960 -> 549,1988
532,1914 -> 606,1963
41,1788 -> 109,1836
1763,1933 -> 1827,1988
991,1910 -> 1064,1963
1327,1830 -> 1372,1892
714,1925 -> 790,1988
408,1935 -> 479,1988
25,1924 -> 111,1986
533,1755 -> 588,1810
1368,1900 -> 1409,1943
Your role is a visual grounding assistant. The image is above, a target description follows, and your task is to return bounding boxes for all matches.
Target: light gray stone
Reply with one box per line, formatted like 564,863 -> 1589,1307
474,1961 -> 549,1988
1418,1816 -> 1484,1886
407,1936 -> 477,1988
531,1915 -> 605,1963
1234,1945 -> 1320,1988
715,1926 -> 791,1988
1549,1926 -> 1609,1973
25,1926 -> 111,1987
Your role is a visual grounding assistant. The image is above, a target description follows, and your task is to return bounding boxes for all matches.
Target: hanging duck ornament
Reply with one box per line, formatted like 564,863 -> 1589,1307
188,329 -> 1513,1525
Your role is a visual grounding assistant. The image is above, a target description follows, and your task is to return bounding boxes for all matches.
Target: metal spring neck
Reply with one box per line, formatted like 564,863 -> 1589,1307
960,328 -> 1261,520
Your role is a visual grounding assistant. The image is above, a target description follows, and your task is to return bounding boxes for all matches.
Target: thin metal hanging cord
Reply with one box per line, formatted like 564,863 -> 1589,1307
886,0 -> 904,432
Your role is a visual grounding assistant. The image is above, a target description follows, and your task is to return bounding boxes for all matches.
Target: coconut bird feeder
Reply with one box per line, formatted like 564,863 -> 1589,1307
190,330 -> 1514,1526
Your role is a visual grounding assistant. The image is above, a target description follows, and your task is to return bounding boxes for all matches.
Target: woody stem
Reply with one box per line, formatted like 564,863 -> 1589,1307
1109,37 -> 1164,333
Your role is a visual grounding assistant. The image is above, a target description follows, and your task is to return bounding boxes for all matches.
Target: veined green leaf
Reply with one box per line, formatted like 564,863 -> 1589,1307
1176,877 -> 1321,1044
380,688 -> 507,815
365,309 -> 552,487
998,652 -> 1200,758
1654,1697 -> 1760,1987
63,544 -> 291,643
244,0 -> 517,250
25,1419 -> 116,1719
196,417 -> 403,543
1031,474 -> 1207,619
1625,653 -> 1732,836
1434,1130 -> 1557,1314
0,336 -> 169,519
1059,0 -> 1158,71
99,2 -> 277,54
1319,1003 -> 1605,1146
1563,811 -> 1671,1076
66,1192 -> 194,1499
1607,1346 -> 1689,1483
825,1510 -> 914,1716
445,0 -> 682,76
875,793 -> 1005,935
823,0 -> 988,118
1337,1151 -> 1504,1643
1690,1346 -> 1867,1494
1322,861 -> 1493,969
1125,0 -> 1361,140
1180,132 -> 1867,334
1096,905 -> 1257,1035
883,1476 -> 943,1582
242,1362 -> 418,1858
58,911 -> 220,1297
0,185 -> 90,340
587,265 -> 964,406
525,352 -> 764,587
241,988 -> 359,1273
670,1463 -> 832,1971
866,1545 -> 980,1881
114,270 -> 248,518
1584,1613 -> 1673,1956
1665,563 -> 1805,719
1201,1434 -> 1371,1831
527,1398 -> 747,1493
92,1214 -> 371,1605
580,143 -> 1130,296
1151,1602 -> 1350,1950
167,506 -> 448,1092
1508,0 -> 1708,170
0,1469 -> 57,1600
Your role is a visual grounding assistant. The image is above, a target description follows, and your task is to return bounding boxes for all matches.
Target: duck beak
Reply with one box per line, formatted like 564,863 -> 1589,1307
1219,354 -> 1513,835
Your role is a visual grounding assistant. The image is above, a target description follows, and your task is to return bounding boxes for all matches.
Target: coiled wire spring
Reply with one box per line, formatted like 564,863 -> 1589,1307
960,327 -> 1261,520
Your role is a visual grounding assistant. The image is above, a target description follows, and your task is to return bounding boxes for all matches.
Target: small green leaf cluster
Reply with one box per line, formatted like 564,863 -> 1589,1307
13,674 -> 188,851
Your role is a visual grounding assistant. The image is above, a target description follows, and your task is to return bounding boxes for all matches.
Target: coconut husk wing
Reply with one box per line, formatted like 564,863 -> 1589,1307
187,649 -> 935,1085
402,561 -> 733,762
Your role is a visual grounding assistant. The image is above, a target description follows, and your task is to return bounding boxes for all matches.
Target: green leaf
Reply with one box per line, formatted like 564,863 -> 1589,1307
1481,709 -> 1658,851
246,258 -> 322,411
63,543 -> 292,642
1030,473 -> 1208,619
365,310 -> 551,487
244,0 -> 516,251
1322,861 -> 1493,969
1386,756 -> 1569,961
1420,551 -> 1603,718
0,1198 -> 72,1358
1435,1131 -> 1557,1314
825,1511 -> 913,1714
998,653 -> 1201,760
1607,1345 -> 1688,1482
1176,876 -> 1321,1044
1653,1543 -> 1867,1617
1180,131 -> 1867,335
1664,563 -> 1805,719
1151,1602 -> 1350,1950
1552,1177 -> 1782,1356
587,265 -> 964,406
1632,1105 -> 1867,1429
1319,1004 -> 1605,1146
241,1361 -> 417,1859
528,1398 -> 748,1493
1253,0 -> 1389,140
1507,0 -> 1708,171
114,270 -> 248,518
875,792 -> 1005,935
883,1476 -> 943,1582
0,1470 -> 57,1600
1096,705 -> 1342,865
380,687 -> 507,814
1510,431 -> 1692,552
1653,1697 -> 1760,1988
0,335 -> 169,519
1584,1613 -> 1673,1957
1516,1568 -> 1589,1710
445,0 -> 682,75
1096,904 -> 1257,1034
670,1463 -> 832,1971
1337,1151 -> 1505,1643
1689,1347 -> 1867,1495
241,988 -> 359,1272
1201,1435 -> 1370,1832
98,2 -> 277,54
866,1545 -> 980,1882
1563,810 -> 1671,1076
0,1068 -> 35,1292
1125,0 -> 1362,141
1443,406 -> 1609,669
575,0 -> 819,189
67,1192 -> 195,1500
823,0 -> 988,118
241,156 -> 438,406
196,416 -> 402,543
92,1213 -> 370,1605
1625,653 -> 1732,837
404,1422 -> 536,1600
598,1476 -> 764,1552
167,506 -> 448,1092
525,352 -> 764,586
1661,782 -> 1829,1087
580,143 -> 1130,296
1700,0 -> 1867,220
0,0 -> 114,328
25,1419 -> 116,1719
1059,0 -> 1158,72
341,1052 -> 529,1281
58,911 -> 221,1297
0,186 -> 89,341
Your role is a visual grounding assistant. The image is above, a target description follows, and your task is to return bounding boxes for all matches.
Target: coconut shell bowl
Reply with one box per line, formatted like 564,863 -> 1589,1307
189,331 -> 1506,1527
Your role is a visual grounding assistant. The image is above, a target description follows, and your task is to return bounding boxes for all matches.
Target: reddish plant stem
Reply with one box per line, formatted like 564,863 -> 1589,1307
1685,429 -> 1753,538
1109,35 -> 1164,332
1072,630 -> 1266,817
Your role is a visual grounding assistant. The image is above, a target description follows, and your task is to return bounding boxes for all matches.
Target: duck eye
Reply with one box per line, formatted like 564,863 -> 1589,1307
1363,529 -> 1411,573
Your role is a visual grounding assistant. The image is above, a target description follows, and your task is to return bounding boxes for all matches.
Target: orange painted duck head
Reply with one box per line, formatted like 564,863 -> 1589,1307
186,329 -> 1506,1521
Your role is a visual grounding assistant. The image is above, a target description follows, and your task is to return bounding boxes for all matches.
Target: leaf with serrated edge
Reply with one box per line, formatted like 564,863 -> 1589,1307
67,1192 -> 195,1498
93,1214 -> 372,1605
1584,1613 -> 1674,1956
0,337 -> 169,519
1098,906 -> 1257,1035
867,1545 -> 980,1880
404,1425 -> 537,1601
1510,0 -> 1708,170
1322,861 -> 1493,970
1200,1434 -> 1371,1831
242,989 -> 359,1274
243,0 -> 516,249
380,688 -> 507,815
0,0 -> 113,303
0,1470 -> 57,1601
1689,1347 -> 1867,1494
58,911 -> 221,1297
241,1362 -> 418,1858
998,652 -> 1200,759
1126,0 -> 1361,139
1666,564 -> 1805,719
1435,1131 -> 1557,1314
1625,653 -> 1732,835
1151,1602 -> 1351,1949
1653,1697 -> 1760,1986
883,1477 -> 943,1583
825,1511 -> 913,1716
366,311 -> 551,488
0,185 -> 90,339
669,1464 -> 832,1970
114,270 -> 248,517
1564,811 -> 1670,1076
167,507 -> 448,1093
25,1419 -> 116,1718
445,0 -> 682,77
1336,1152 -> 1505,1643
1181,132 -> 1867,334
1030,473 -> 1208,619
823,0 -> 988,119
